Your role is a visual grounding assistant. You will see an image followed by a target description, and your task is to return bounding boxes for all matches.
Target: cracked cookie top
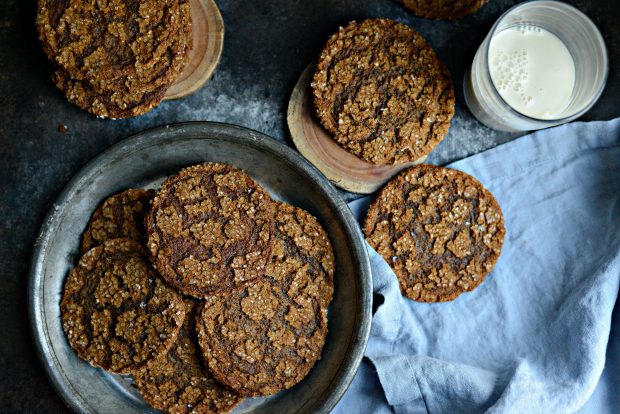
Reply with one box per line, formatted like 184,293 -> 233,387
364,165 -> 505,302
46,0 -> 192,118
134,299 -> 242,414
81,188 -> 155,253
146,163 -> 276,297
61,238 -> 186,374
196,202 -> 334,396
36,0 -> 178,82
312,19 -> 454,165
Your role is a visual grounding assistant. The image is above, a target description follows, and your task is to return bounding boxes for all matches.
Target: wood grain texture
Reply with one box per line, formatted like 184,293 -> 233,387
287,63 -> 426,194
164,0 -> 224,100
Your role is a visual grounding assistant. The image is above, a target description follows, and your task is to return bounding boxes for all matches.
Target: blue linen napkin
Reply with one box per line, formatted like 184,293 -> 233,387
333,119 -> 620,414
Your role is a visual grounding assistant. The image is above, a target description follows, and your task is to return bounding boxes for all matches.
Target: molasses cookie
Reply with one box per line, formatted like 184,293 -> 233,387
89,0 -> 192,97
196,202 -> 334,396
81,189 -> 155,253
134,299 -> 242,414
396,0 -> 489,20
146,163 -> 276,297
61,238 -> 186,374
312,19 -> 454,165
269,202 -> 334,308
49,0 -> 192,118
36,0 -> 178,82
364,165 -> 505,302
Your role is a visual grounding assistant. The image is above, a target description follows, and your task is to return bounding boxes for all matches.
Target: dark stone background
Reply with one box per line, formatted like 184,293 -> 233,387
0,0 -> 617,412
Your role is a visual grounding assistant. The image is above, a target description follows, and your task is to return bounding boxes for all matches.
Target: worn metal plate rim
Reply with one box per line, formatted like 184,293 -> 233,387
28,122 -> 372,414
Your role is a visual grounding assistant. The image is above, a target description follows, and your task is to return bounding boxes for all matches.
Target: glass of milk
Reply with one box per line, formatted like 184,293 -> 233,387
464,0 -> 608,132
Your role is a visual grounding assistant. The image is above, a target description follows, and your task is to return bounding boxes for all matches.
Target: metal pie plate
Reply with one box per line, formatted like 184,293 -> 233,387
29,122 -> 372,413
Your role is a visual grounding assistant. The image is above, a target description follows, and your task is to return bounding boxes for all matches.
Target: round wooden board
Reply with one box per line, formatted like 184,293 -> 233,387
287,63 -> 427,195
164,0 -> 224,100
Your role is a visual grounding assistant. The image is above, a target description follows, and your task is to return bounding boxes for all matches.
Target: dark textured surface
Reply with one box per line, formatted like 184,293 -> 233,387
0,0 -> 617,412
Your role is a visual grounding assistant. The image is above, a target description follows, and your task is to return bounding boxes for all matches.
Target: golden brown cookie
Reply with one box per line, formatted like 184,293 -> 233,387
269,202 -> 335,308
146,163 -> 276,298
49,0 -> 192,118
89,0 -> 192,97
396,0 -> 489,20
133,299 -> 242,414
61,238 -> 187,374
36,0 -> 178,82
312,19 -> 455,165
196,202 -> 334,397
81,189 -> 155,253
364,165 -> 505,302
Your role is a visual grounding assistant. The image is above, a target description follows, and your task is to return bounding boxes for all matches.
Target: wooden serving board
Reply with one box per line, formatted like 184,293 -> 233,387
164,0 -> 224,100
287,63 -> 426,194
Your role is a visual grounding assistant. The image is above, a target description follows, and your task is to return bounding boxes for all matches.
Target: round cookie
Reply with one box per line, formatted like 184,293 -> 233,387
81,189 -> 155,253
146,163 -> 276,297
312,19 -> 455,165
50,0 -> 192,118
364,165 -> 505,302
396,0 -> 489,20
133,299 -> 242,414
196,202 -> 334,396
61,238 -> 187,374
36,0 -> 178,82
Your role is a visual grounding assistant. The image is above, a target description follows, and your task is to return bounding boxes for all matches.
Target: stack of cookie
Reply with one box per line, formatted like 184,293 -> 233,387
36,0 -> 193,118
312,18 -> 455,165
60,163 -> 335,413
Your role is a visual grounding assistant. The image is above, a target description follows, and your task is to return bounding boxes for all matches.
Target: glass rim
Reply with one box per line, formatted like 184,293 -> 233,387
483,0 -> 609,124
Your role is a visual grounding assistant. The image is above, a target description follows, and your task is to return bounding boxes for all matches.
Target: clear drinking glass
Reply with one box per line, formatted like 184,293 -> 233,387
463,0 -> 608,132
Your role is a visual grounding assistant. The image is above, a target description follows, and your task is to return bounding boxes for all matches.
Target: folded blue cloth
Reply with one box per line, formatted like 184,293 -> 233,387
334,119 -> 620,414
